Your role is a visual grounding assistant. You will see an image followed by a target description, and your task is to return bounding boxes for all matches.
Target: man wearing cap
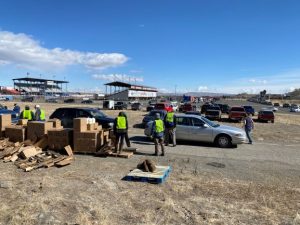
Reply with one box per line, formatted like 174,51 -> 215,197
34,105 -> 46,121
113,111 -> 128,154
20,105 -> 34,121
151,113 -> 165,156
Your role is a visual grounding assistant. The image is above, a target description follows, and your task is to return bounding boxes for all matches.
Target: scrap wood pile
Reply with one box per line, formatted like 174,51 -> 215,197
0,138 -> 74,172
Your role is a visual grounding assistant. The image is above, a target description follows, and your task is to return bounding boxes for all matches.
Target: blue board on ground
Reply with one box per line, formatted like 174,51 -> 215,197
124,166 -> 171,184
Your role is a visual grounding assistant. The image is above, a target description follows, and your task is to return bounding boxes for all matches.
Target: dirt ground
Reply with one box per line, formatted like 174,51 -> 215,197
0,101 -> 300,225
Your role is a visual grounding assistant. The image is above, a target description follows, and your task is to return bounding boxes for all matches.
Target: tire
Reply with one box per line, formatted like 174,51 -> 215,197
271,120 -> 274,123
216,135 -> 231,148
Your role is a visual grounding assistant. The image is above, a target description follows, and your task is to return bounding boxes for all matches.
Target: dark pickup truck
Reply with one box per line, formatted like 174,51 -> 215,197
205,106 -> 222,120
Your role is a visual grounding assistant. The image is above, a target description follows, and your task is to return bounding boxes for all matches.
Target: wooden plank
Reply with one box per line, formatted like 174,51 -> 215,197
108,151 -> 133,158
63,145 -> 73,156
55,156 -> 73,167
33,135 -> 48,150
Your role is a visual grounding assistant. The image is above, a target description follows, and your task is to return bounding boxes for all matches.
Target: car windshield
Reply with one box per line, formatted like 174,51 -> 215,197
201,116 -> 220,127
243,106 -> 252,109
86,109 -> 107,118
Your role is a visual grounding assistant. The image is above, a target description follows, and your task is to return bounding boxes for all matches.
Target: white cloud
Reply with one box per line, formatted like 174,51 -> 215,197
198,86 -> 208,91
249,79 -> 267,84
0,30 -> 128,71
92,74 -> 144,83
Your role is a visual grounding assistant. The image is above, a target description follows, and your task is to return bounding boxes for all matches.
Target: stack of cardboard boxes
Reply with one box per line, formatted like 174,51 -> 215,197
73,118 -> 106,153
0,114 -> 12,138
27,121 -> 54,141
48,128 -> 73,150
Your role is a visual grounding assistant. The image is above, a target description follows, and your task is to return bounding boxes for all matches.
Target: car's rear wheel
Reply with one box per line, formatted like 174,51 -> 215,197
216,135 -> 231,148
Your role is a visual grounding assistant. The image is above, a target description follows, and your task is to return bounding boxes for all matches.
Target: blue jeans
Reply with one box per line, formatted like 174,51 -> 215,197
245,129 -> 253,144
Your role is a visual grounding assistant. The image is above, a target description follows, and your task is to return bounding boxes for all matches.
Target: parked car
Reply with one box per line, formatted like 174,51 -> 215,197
146,103 -> 156,112
200,103 -> 213,114
273,103 -> 280,107
114,101 -> 128,110
0,96 -> 9,101
131,102 -> 142,111
290,106 -> 300,112
229,106 -> 247,121
179,103 -> 196,112
144,114 -> 247,148
49,107 -> 114,128
258,110 -> 275,123
263,106 -> 278,112
81,100 -> 93,104
243,106 -> 255,116
283,103 -> 290,108
205,105 -> 222,121
46,98 -> 58,103
0,105 -> 19,123
154,103 -> 172,112
21,96 -> 34,102
291,104 -> 298,108
185,111 -> 201,116
170,101 -> 179,111
64,98 -> 75,103
217,104 -> 230,114
142,110 -> 167,127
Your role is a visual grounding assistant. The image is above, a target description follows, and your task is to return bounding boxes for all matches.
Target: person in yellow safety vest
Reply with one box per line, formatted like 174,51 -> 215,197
113,111 -> 128,154
151,113 -> 165,156
164,108 -> 177,147
34,105 -> 46,121
20,105 -> 34,121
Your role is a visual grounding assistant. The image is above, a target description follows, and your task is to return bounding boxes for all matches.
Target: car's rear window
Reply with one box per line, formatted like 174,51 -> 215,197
261,111 -> 274,115
231,107 -> 245,112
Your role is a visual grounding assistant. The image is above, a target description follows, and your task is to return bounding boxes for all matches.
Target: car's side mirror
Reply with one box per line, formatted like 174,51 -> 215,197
202,124 -> 209,128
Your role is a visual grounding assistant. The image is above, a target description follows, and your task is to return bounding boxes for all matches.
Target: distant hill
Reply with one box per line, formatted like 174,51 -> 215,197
158,91 -> 233,97
288,88 -> 300,99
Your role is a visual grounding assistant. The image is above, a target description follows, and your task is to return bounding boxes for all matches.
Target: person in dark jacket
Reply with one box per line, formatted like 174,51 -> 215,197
13,103 -> 20,114
243,113 -> 254,144
164,108 -> 177,147
113,111 -> 128,154
151,113 -> 165,156
123,112 -> 131,147
20,105 -> 34,121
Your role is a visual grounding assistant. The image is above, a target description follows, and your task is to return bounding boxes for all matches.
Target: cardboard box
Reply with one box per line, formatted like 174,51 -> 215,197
17,119 -> 28,126
27,121 -> 53,141
48,128 -> 73,150
48,119 -> 63,129
74,118 -> 87,132
0,114 -> 12,131
5,125 -> 26,142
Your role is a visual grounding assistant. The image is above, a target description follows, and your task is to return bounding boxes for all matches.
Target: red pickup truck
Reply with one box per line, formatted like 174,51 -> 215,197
154,103 -> 173,112
258,110 -> 275,123
229,106 -> 247,121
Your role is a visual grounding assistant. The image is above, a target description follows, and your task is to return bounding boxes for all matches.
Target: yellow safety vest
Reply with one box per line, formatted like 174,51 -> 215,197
40,109 -> 46,120
23,110 -> 32,120
117,116 -> 127,129
155,119 -> 164,133
166,112 -> 174,123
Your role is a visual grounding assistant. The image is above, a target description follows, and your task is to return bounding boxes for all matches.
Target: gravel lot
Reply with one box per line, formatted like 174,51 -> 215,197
0,100 -> 299,225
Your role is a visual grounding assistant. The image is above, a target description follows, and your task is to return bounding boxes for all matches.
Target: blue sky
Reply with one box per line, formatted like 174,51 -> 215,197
1,0 -> 300,94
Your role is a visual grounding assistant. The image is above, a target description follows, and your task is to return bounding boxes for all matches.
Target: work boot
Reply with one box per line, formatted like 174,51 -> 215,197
160,152 -> 165,156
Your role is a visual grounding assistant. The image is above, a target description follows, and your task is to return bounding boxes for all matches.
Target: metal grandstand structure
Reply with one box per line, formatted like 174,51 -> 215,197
13,77 -> 69,96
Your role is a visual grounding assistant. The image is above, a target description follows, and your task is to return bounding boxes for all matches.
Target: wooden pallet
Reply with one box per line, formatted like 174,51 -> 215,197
124,166 -> 171,184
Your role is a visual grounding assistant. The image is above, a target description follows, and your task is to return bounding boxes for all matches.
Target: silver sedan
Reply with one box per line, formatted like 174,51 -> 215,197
145,114 -> 247,148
